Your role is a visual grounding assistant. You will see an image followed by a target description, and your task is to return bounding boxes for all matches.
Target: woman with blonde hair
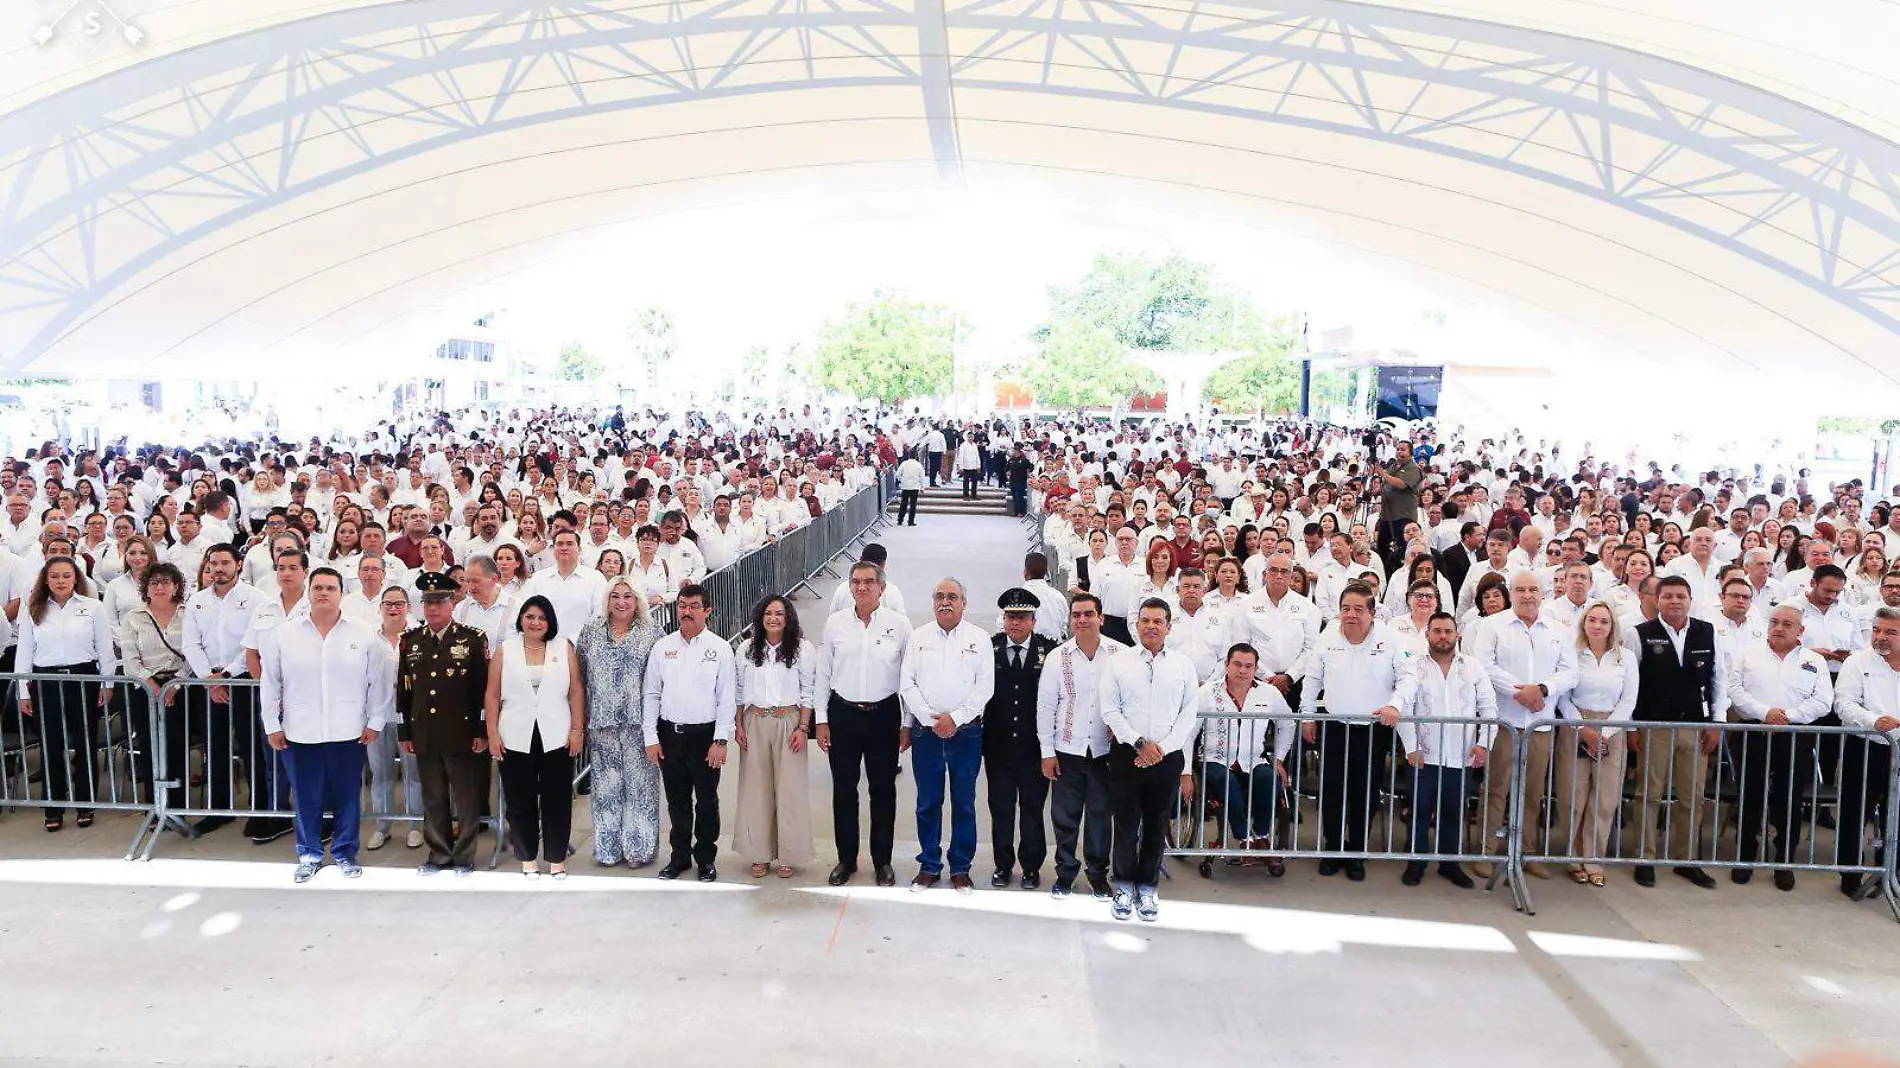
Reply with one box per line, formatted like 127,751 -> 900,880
574,575 -> 663,868
1553,601 -> 1638,887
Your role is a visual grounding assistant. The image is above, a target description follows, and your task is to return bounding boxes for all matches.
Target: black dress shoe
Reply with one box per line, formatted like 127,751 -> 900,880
1731,868 -> 1753,885
1840,873 -> 1864,898
251,818 -> 293,845
1050,878 -> 1073,898
192,815 -> 234,836
1020,872 -> 1040,891
1345,859 -> 1366,882
1318,859 -> 1343,877
1774,870 -> 1796,892
1673,866 -> 1717,890
990,870 -> 1011,889
1401,862 -> 1426,886
1634,864 -> 1656,887
1438,864 -> 1476,889
874,864 -> 896,887
827,863 -> 856,887
658,860 -> 691,880
698,865 -> 718,883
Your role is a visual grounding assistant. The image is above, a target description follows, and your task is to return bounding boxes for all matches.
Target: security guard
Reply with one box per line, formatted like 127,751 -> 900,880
398,571 -> 491,875
984,588 -> 1059,889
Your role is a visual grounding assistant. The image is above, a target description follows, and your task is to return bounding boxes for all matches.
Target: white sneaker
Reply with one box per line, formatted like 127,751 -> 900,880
405,829 -> 424,849
365,830 -> 388,851
1135,886 -> 1159,922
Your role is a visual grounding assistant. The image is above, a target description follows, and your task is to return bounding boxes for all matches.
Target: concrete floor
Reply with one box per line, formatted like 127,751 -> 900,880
2,513 -> 1897,1068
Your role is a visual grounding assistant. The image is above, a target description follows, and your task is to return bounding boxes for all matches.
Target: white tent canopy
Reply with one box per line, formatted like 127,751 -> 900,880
2,0 -> 1897,407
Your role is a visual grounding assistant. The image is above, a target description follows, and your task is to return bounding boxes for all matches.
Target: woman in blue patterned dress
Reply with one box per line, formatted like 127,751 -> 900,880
576,576 -> 663,867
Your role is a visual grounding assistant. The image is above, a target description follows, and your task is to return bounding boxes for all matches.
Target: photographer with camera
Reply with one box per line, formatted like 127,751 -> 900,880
1370,433 -> 1423,570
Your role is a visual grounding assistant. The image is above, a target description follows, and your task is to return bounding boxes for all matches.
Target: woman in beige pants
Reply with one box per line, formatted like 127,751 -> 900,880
1554,603 -> 1639,886
733,595 -> 816,878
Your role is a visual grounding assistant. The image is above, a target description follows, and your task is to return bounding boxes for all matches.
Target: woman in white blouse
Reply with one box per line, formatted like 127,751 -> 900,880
732,594 -> 816,878
103,535 -> 158,644
1386,579 -> 1441,657
1552,602 -> 1639,887
16,556 -> 116,831
483,594 -> 584,878
628,525 -> 675,607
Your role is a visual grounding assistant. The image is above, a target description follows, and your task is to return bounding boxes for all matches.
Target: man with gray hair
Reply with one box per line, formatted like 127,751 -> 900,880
453,554 -> 514,646
899,577 -> 994,893
813,560 -> 911,887
1835,603 -> 1900,897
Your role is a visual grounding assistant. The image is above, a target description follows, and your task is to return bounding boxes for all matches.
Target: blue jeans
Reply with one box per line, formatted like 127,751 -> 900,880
1408,763 -> 1474,858
283,740 -> 365,863
911,720 -> 983,875
1200,762 -> 1279,843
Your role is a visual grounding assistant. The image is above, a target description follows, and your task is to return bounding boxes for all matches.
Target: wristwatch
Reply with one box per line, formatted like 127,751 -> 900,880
1134,736 -> 1149,750
710,739 -> 728,748
1538,684 -> 1549,697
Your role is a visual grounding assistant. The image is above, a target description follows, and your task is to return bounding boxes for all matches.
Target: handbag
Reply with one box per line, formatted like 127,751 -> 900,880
144,611 -> 188,687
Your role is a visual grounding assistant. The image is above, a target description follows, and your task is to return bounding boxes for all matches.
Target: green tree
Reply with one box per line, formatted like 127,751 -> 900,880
1040,251 -> 1214,351
555,341 -> 603,382
1022,319 -> 1159,409
812,289 -> 963,402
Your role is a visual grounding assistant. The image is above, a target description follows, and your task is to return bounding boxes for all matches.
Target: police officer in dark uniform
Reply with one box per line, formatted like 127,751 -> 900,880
398,571 -> 491,875
985,588 -> 1059,889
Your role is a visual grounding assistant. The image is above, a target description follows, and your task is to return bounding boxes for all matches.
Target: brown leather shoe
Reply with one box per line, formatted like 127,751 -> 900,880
909,872 -> 940,893
1470,861 -> 1494,879
949,873 -> 975,895
1523,862 -> 1553,880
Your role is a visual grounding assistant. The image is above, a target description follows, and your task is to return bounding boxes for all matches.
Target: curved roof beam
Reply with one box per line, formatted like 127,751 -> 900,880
1,0 -> 1897,371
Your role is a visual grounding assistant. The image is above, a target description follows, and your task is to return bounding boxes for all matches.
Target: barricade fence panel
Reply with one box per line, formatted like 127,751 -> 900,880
1,672 -> 157,817
1518,719 -> 1898,896
1170,710 -> 1527,909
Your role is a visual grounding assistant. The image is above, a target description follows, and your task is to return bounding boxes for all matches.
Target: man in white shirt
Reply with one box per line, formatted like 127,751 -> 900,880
453,554 -> 514,647
1726,604 -> 1832,891
180,544 -> 273,840
1299,580 -> 1407,880
1663,528 -> 1723,620
1473,572 -> 1579,879
656,511 -> 706,585
1188,643 -> 1295,866
899,578 -> 995,893
166,510 -> 215,591
1833,606 -> 1900,896
1100,597 -> 1199,921
1036,592 -> 1125,898
643,583 -> 736,882
1094,528 -> 1143,645
694,495 -> 754,572
812,560 -> 912,888
893,452 -> 926,526
1397,612 -> 1497,888
1014,551 -> 1068,643
258,566 -> 393,883
1164,568 -> 1237,683
521,529 -> 606,636
1456,529 -> 1522,615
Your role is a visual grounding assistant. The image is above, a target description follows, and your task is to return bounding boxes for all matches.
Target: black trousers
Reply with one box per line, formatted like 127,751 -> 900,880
499,726 -> 574,863
960,469 -> 980,499
1050,751 -> 1112,883
1108,742 -> 1184,888
1735,729 -> 1814,866
827,694 -> 901,868
416,744 -> 487,868
1835,736 -> 1892,870
1318,721 -> 1394,852
1375,518 -> 1410,574
985,748 -> 1049,874
896,490 -> 919,525
24,664 -> 101,808
658,720 -> 721,867
224,674 -> 290,813
926,452 -> 943,486
1101,616 -> 1133,646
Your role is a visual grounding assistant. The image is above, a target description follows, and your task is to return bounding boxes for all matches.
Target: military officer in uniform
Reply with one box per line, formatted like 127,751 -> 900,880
985,588 -> 1060,889
398,571 -> 491,875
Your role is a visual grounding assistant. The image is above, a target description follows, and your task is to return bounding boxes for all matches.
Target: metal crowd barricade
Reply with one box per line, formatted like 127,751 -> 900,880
1518,718 -> 1900,921
1170,710 -> 1531,912
141,676 -> 508,865
1,671 -> 157,858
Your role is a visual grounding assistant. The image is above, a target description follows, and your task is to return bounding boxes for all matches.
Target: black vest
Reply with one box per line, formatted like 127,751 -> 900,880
983,633 -> 1056,762
1632,618 -> 1717,723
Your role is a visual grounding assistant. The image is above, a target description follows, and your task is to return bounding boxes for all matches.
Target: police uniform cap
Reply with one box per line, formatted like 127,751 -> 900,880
998,587 -> 1040,614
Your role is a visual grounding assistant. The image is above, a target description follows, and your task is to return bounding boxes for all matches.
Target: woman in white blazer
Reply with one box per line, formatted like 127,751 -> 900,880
483,593 -> 585,878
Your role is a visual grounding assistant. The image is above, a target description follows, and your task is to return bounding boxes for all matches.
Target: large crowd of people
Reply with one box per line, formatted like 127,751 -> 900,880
2,403 -> 1897,923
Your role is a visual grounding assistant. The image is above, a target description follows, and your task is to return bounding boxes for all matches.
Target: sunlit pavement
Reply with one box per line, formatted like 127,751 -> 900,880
3,517 -> 1895,1067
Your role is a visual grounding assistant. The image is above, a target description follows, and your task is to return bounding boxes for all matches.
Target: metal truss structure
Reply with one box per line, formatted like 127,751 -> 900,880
2,0 -> 1898,371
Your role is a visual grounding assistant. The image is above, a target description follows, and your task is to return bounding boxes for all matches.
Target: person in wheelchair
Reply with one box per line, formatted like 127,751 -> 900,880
1185,643 -> 1294,877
